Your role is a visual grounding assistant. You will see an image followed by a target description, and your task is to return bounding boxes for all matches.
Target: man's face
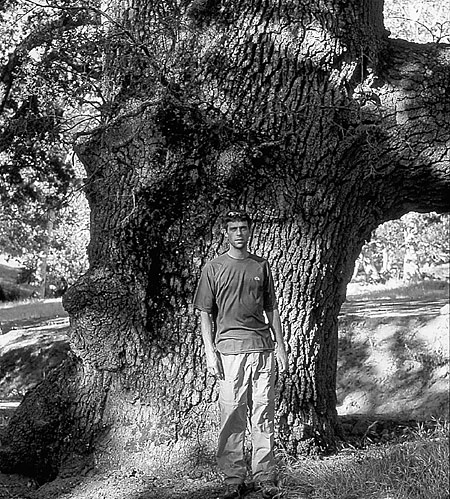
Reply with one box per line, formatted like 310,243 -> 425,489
225,221 -> 250,250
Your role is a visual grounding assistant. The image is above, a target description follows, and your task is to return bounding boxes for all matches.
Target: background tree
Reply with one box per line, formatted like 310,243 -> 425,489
353,212 -> 449,282
0,0 -> 98,295
0,0 -> 449,484
0,189 -> 89,297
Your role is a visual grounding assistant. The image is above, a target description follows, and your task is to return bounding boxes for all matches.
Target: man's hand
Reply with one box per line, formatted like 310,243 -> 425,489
276,344 -> 288,373
266,309 -> 288,373
200,311 -> 224,379
206,350 -> 224,379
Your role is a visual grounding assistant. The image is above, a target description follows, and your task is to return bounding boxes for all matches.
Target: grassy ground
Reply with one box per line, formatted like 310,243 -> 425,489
0,267 -> 449,498
19,420 -> 448,499
282,420 -> 449,499
0,299 -> 67,331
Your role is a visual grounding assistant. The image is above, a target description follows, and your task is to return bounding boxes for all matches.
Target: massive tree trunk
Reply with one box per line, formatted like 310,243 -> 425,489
1,0 -> 449,481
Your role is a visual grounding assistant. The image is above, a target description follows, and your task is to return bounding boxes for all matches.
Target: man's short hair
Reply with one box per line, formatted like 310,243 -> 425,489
222,210 -> 252,229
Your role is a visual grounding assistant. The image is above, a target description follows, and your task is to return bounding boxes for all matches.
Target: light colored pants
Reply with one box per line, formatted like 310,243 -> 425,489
217,351 -> 276,485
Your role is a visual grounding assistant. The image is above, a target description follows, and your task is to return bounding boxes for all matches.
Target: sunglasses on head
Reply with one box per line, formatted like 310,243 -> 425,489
227,211 -> 246,217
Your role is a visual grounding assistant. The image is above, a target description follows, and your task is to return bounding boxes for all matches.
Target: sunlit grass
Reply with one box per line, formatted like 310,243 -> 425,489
282,420 -> 450,499
347,279 -> 449,301
0,298 -> 67,322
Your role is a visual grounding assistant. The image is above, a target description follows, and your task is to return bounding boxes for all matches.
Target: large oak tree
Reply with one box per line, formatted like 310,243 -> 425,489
1,0 -> 449,483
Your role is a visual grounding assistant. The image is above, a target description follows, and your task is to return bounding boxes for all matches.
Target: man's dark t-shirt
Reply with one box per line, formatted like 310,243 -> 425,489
193,253 -> 277,354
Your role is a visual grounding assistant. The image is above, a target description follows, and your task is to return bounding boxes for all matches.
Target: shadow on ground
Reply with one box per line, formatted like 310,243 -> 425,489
0,319 -> 70,400
337,297 -> 449,420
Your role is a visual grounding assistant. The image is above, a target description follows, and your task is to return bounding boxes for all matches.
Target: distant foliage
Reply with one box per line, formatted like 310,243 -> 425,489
44,195 -> 90,292
384,0 -> 450,43
2,190 -> 89,296
354,213 -> 449,283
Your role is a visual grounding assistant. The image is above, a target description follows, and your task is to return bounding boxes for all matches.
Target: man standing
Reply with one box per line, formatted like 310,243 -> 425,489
194,210 -> 288,499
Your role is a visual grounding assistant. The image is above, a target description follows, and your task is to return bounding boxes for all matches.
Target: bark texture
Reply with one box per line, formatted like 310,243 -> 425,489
1,0 -> 449,481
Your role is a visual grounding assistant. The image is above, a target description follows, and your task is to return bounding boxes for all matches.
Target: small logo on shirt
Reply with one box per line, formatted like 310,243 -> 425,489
254,276 -> 260,281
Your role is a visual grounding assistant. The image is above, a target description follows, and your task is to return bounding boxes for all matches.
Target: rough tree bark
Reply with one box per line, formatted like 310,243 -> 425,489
1,0 -> 449,482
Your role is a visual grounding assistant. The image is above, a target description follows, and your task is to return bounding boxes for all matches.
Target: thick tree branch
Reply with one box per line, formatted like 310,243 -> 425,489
375,39 -> 450,215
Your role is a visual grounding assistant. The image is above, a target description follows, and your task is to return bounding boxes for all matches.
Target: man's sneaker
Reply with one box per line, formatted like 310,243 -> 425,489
222,483 -> 246,499
255,480 -> 280,498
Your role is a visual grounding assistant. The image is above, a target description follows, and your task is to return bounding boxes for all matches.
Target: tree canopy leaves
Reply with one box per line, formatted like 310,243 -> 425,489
0,0 -> 105,210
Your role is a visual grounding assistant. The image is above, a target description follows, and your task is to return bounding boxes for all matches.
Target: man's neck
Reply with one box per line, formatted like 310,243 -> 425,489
227,247 -> 249,259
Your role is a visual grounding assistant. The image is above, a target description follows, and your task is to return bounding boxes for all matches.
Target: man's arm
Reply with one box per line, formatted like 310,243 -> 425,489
266,309 -> 288,373
199,310 -> 224,379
